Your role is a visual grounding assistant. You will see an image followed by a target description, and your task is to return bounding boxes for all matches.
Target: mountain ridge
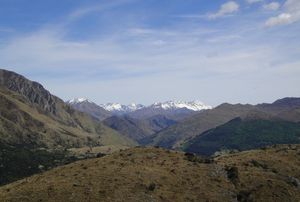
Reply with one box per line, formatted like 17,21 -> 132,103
0,69 -> 136,185
150,98 -> 300,149
67,98 -> 111,121
67,98 -> 212,114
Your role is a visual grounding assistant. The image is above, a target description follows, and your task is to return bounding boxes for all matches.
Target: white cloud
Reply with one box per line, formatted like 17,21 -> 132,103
1,1 -> 299,105
265,13 -> 292,26
66,0 -> 136,23
246,0 -> 263,4
208,1 -> 239,19
265,0 -> 300,26
263,2 -> 280,11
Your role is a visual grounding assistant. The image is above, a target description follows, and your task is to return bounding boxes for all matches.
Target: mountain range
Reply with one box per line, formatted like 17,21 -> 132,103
1,68 -> 300,201
68,98 -> 212,116
150,99 -> 300,151
67,99 -> 212,143
100,102 -> 145,114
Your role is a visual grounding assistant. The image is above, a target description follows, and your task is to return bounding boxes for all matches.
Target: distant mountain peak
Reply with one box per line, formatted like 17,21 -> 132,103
272,97 -> 300,107
151,100 -> 212,111
100,103 -> 145,114
67,98 -> 91,104
67,98 -> 212,114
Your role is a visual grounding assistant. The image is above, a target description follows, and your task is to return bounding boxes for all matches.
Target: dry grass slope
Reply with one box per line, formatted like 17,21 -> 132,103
0,145 -> 299,202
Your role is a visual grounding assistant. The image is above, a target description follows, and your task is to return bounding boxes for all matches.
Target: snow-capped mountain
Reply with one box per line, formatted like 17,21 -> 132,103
100,103 -> 145,114
67,98 -> 91,104
66,98 -> 111,120
128,100 -> 212,120
67,98 -> 212,117
151,101 -> 212,111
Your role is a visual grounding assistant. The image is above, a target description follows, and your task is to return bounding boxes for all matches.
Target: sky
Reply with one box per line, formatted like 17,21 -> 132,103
0,0 -> 299,106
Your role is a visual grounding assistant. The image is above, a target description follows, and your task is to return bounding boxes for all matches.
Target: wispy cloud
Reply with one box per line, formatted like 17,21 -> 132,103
246,0 -> 263,4
265,0 -> 300,27
0,0 -> 299,105
263,2 -> 280,11
208,1 -> 239,19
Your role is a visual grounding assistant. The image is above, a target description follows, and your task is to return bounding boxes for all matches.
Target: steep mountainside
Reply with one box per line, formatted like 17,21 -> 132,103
150,103 -> 255,149
258,97 -> 300,112
128,107 -> 196,121
151,98 -> 300,149
0,69 -> 135,185
0,69 -> 134,149
145,114 -> 178,133
103,116 -> 154,142
1,145 -> 299,202
103,115 -> 177,143
184,117 -> 300,156
67,98 -> 111,121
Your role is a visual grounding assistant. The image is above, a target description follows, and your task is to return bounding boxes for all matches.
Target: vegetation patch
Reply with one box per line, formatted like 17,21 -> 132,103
184,118 -> 300,156
225,166 -> 239,186
0,142 -> 78,185
184,152 -> 213,164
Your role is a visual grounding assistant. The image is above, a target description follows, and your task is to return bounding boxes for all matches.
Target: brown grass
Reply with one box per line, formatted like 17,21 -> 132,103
0,145 -> 299,202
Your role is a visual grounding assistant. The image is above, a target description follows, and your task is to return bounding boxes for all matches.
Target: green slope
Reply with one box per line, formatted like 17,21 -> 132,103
150,103 -> 255,149
184,118 -> 300,156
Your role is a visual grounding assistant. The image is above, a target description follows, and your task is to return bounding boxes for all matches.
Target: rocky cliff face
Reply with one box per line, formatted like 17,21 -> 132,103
0,69 -> 135,148
0,69 -> 94,130
0,69 -> 136,185
0,70 -> 59,114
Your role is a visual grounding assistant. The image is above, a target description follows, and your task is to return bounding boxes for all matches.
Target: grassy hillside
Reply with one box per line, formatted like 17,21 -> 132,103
150,98 -> 300,150
150,103 -> 255,149
102,116 -> 155,142
103,115 -> 177,144
184,117 -> 300,156
0,87 -> 135,149
0,145 -> 299,201
0,69 -> 136,185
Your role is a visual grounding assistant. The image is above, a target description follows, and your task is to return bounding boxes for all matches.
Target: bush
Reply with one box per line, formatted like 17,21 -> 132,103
148,183 -> 156,191
184,152 -> 213,164
225,166 -> 239,185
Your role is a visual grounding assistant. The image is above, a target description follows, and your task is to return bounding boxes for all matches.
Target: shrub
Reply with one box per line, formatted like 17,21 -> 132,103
225,166 -> 239,185
148,183 -> 156,191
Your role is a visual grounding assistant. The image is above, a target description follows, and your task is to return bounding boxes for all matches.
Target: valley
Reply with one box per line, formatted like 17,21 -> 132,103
1,0 -> 299,201
0,69 -> 299,201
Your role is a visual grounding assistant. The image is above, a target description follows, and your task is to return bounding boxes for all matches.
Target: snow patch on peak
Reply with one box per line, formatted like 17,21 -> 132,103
100,103 -> 145,113
127,103 -> 145,111
151,100 -> 212,111
67,98 -> 91,104
100,103 -> 123,111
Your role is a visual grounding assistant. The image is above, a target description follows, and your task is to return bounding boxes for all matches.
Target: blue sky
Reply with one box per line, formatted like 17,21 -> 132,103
0,0 -> 299,106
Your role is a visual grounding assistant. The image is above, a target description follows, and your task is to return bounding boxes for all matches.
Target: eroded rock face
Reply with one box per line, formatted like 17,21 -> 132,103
0,69 -> 134,148
0,69 -> 61,115
0,69 -> 89,128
